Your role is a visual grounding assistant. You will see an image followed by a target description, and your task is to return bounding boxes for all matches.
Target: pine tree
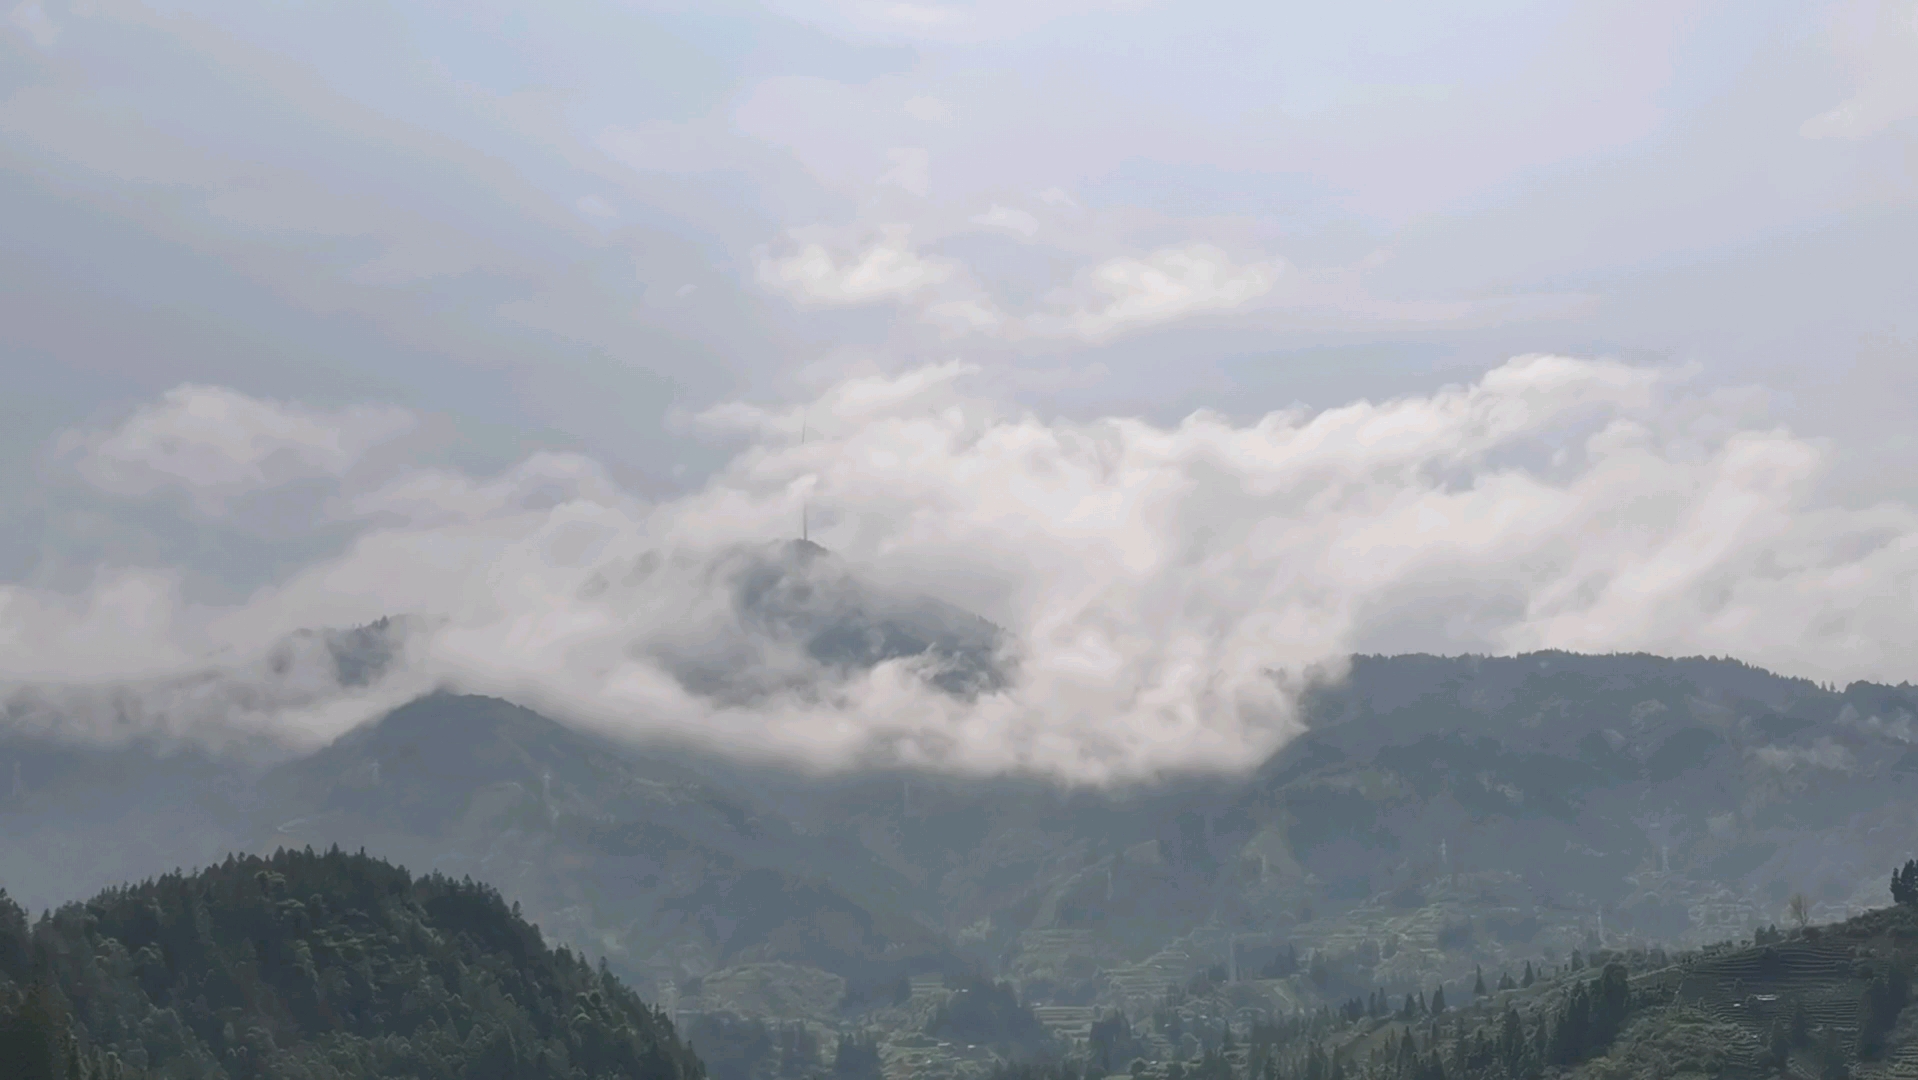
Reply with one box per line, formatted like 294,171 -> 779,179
1521,961 -> 1535,988
1769,1018 -> 1792,1068
1431,986 -> 1446,1013
1473,966 -> 1488,998
1893,860 -> 1918,906
0,980 -> 68,1080
1499,1007 -> 1524,1075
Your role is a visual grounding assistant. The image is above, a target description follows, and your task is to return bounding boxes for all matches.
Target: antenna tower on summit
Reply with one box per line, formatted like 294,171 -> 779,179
800,414 -> 809,543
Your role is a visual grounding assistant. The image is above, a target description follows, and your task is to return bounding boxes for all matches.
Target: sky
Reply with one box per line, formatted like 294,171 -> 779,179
1,0 -> 1915,781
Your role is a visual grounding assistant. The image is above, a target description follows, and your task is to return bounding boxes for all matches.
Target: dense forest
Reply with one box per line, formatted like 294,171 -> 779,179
0,848 -> 706,1080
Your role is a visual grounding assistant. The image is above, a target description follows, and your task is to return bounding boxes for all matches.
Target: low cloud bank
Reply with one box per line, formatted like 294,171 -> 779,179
6,356 -> 1918,782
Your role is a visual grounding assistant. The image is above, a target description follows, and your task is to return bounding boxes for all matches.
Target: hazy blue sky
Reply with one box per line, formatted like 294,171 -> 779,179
3,0 -> 1915,777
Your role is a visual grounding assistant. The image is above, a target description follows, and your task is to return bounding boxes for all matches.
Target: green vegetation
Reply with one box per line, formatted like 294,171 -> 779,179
0,848 -> 704,1080
1891,860 -> 1918,907
677,1014 -> 887,1080
12,655 -> 1918,1079
925,976 -> 1058,1059
976,877 -> 1918,1080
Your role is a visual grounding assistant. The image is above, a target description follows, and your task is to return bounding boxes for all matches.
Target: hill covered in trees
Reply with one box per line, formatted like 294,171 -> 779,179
988,883 -> 1918,1080
0,847 -> 706,1080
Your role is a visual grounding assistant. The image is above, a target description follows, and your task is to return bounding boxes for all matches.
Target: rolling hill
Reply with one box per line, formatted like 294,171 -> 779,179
0,847 -> 705,1080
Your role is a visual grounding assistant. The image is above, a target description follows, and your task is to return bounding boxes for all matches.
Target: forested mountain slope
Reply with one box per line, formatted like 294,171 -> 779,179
0,848 -> 705,1080
6,648 -> 1918,1076
994,888 -> 1918,1080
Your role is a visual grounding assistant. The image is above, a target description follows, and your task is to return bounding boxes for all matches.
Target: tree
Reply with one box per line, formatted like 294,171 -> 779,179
0,849 -> 705,1080
1473,966 -> 1488,998
1520,961 -> 1535,989
1769,1018 -> 1792,1069
1431,986 -> 1447,1013
1790,893 -> 1812,929
1309,952 -> 1331,987
1892,860 -> 1918,906
832,1032 -> 883,1080
1591,963 -> 1630,1046
0,980 -> 68,1080
1089,1011 -> 1143,1074
1498,1007 -> 1524,1075
1858,965 -> 1911,1060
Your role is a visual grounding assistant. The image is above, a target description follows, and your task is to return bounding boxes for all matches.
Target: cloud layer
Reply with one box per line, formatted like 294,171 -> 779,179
9,359 -> 1918,783
64,385 -> 416,515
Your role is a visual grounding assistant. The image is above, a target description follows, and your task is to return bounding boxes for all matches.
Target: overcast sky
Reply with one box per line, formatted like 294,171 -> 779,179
2,0 -> 1915,778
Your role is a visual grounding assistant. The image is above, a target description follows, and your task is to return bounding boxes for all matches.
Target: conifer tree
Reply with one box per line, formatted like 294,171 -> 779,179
0,980 -> 67,1080
1893,860 -> 1918,906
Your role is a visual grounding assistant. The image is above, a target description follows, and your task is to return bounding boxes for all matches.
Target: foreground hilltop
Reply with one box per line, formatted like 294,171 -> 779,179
0,847 -> 706,1080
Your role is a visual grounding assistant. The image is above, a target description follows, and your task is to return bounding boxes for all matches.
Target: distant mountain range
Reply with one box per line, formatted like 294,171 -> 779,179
4,547 -> 1917,1034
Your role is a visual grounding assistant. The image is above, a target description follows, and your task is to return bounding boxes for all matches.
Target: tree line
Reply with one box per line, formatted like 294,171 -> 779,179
0,847 -> 706,1080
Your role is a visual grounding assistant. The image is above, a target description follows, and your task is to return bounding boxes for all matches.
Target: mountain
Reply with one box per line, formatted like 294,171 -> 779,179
1225,652 -> 1918,926
602,540 -> 1008,703
0,616 -> 409,915
6,645 -> 1918,1075
253,694 -> 974,1001
0,734 -> 246,917
0,847 -> 705,1080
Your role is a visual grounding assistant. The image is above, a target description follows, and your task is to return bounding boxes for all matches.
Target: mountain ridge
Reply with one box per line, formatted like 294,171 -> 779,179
6,647 -> 1918,1071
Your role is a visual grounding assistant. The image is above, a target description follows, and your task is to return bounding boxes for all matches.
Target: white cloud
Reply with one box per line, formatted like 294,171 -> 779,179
0,582 -> 430,751
17,359 -> 1918,782
924,297 -> 1009,334
971,203 -> 1040,237
67,385 -> 416,515
757,226 -> 959,305
347,452 -> 635,528
754,230 -> 1442,343
1035,244 -> 1284,340
1802,0 -> 1918,139
0,569 -> 201,683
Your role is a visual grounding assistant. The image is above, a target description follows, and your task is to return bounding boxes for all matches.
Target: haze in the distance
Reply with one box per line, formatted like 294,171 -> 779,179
2,0 -> 1915,782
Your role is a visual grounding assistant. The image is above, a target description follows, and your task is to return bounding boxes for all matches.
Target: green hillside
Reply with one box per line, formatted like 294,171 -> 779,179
0,848 -> 705,1080
991,881 -> 1918,1080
